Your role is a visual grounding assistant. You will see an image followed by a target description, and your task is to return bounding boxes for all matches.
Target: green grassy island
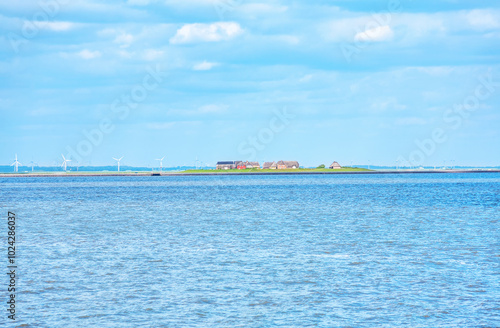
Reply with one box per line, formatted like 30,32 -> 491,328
181,167 -> 372,174
0,167 -> 372,177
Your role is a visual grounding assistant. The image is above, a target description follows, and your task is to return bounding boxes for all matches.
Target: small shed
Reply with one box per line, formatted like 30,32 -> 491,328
329,161 -> 342,169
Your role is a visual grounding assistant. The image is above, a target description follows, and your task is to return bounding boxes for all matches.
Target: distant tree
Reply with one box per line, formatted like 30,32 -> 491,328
317,164 -> 325,169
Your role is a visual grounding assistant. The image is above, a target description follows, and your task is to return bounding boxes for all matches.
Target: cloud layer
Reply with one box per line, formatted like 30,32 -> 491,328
170,22 -> 243,44
1,1 -> 500,166
354,25 -> 393,42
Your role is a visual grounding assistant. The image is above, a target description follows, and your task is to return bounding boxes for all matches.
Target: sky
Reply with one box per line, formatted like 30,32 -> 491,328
1,0 -> 500,168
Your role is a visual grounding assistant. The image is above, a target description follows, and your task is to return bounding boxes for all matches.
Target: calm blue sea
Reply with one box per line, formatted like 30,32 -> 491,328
1,173 -> 499,327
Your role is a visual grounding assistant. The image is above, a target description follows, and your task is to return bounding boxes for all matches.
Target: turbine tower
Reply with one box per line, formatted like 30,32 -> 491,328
156,156 -> 165,171
61,154 -> 71,171
29,160 -> 38,172
113,156 -> 124,172
11,154 -> 21,173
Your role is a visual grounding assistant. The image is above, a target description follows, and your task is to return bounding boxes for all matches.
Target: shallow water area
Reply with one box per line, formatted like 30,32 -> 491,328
1,173 -> 499,327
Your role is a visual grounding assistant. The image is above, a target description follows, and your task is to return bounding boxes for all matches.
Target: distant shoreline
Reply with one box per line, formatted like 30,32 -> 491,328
1,169 -> 499,177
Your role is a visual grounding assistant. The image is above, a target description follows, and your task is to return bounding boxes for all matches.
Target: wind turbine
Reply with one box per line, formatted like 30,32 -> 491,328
113,156 -> 124,172
155,156 -> 165,171
11,154 -> 21,173
28,160 -> 38,172
61,154 -> 71,171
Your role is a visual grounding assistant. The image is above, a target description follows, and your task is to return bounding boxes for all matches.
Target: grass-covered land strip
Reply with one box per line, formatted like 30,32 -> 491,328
64,171 -> 152,175
180,167 -> 372,174
0,171 -> 153,176
0,167 -> 372,177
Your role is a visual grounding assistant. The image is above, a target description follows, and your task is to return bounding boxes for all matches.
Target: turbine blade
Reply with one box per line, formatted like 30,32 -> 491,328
119,157 -> 124,161
112,158 -> 118,161
62,154 -> 66,161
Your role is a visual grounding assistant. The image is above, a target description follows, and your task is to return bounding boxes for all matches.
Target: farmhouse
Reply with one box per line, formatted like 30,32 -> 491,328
277,161 -> 300,169
219,160 -> 298,170
216,161 -> 241,170
244,161 -> 260,169
262,162 -> 276,169
329,161 -> 342,169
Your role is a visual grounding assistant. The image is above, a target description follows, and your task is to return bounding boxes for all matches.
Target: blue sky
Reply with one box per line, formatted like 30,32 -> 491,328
1,0 -> 500,168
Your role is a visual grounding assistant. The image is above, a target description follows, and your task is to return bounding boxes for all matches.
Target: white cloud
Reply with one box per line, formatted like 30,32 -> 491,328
354,25 -> 393,42
466,10 -> 500,30
395,14 -> 446,39
323,17 -> 366,42
35,21 -> 75,31
324,16 -> 397,43
114,33 -> 134,48
143,49 -> 164,61
77,49 -> 101,59
170,22 -> 243,44
323,12 -> 447,44
193,61 -> 219,71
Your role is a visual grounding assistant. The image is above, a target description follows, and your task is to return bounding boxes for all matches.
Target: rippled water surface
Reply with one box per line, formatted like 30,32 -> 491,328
1,173 -> 499,327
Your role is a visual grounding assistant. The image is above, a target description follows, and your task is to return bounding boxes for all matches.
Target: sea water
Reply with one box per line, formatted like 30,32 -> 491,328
1,173 -> 499,327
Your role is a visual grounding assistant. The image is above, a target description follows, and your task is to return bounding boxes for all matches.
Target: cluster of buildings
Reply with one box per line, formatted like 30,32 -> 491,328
216,161 -> 260,170
263,161 -> 300,169
216,161 -> 342,170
